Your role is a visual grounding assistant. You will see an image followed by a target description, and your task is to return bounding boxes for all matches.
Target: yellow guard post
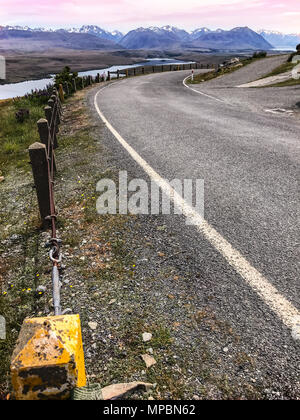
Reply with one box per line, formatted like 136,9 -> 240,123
11,315 -> 86,400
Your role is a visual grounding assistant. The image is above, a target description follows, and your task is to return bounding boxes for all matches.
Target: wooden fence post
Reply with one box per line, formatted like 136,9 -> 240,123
58,84 -> 64,102
51,94 -> 62,118
44,106 -> 58,149
37,118 -> 56,173
29,142 -> 51,225
47,98 -> 60,132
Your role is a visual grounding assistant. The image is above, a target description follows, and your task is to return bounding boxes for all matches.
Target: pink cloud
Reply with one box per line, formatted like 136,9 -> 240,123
0,0 -> 299,33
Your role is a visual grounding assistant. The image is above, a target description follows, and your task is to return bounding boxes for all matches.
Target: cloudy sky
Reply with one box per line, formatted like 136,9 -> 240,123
1,0 -> 299,33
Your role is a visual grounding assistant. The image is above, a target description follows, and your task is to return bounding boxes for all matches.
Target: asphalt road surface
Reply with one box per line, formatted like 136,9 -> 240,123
89,57 -> 299,398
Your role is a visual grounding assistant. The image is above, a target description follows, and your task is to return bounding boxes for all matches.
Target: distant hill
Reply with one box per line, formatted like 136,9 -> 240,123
120,26 -> 188,49
258,30 -> 300,50
120,26 -> 273,50
0,29 -> 123,52
191,27 -> 273,50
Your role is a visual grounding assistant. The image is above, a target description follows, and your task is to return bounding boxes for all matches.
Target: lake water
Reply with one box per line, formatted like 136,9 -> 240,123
0,58 -> 194,100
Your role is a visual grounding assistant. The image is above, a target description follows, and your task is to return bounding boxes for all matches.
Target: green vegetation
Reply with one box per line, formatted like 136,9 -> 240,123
266,78 -> 300,88
252,51 -> 267,59
54,66 -> 79,91
0,93 -> 51,174
261,61 -> 296,79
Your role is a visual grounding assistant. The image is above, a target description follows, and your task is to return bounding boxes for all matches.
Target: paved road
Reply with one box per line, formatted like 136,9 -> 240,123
188,55 -> 299,113
89,62 -> 299,397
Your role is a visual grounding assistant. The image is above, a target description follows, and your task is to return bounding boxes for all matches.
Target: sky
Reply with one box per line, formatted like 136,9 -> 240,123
0,0 -> 299,34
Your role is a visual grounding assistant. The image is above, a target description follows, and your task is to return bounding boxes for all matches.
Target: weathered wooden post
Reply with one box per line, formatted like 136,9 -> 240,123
152,66 -> 155,73
133,68 -> 136,76
37,118 -> 49,148
37,119 -> 56,172
142,67 -> 145,75
72,78 -> 77,92
117,70 -> 120,79
58,84 -> 64,102
52,91 -> 62,128
51,95 -> 62,118
44,106 -> 58,149
47,98 -> 60,132
29,143 -> 51,225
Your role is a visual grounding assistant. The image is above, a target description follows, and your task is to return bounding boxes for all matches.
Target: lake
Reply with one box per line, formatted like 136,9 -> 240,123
0,58 -> 194,100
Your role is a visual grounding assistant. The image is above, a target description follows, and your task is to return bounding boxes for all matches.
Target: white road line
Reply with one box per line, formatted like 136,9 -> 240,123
183,75 -> 227,104
265,108 -> 293,116
94,86 -> 300,339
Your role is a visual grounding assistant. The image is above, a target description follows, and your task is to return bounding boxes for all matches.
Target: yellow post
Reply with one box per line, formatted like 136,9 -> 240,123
11,315 -> 86,400
58,84 -> 64,102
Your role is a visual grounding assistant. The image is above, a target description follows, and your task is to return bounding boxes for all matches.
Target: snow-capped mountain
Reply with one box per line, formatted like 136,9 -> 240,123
0,25 -> 124,42
120,25 -> 273,50
2,25 -> 53,32
65,25 -> 124,42
0,26 -> 123,52
190,28 -> 211,39
119,26 -> 189,49
258,29 -> 300,49
192,27 -> 273,50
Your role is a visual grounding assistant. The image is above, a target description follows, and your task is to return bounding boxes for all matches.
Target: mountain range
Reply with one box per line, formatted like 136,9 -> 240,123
257,30 -> 300,49
0,25 -> 298,52
0,28 -> 124,52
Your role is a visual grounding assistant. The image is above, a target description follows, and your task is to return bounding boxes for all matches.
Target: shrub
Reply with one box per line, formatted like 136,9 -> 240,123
253,51 -> 267,59
54,66 -> 81,92
23,84 -> 53,106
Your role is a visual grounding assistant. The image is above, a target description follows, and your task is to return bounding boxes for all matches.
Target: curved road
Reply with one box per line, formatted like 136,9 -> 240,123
88,61 -> 300,397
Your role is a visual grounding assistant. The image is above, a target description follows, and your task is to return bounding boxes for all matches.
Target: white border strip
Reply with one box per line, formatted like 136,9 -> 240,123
183,75 -> 227,104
